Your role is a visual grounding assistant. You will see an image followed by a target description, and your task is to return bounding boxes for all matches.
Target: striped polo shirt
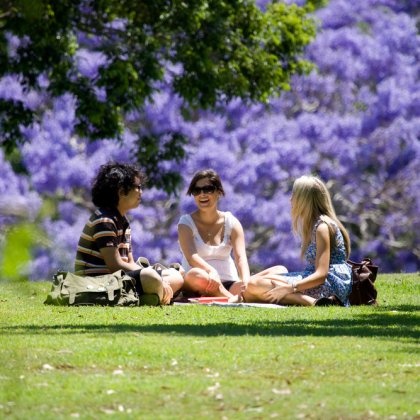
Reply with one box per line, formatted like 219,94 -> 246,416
74,207 -> 131,276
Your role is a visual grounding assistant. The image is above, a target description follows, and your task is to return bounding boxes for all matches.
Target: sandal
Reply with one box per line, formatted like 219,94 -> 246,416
315,295 -> 344,306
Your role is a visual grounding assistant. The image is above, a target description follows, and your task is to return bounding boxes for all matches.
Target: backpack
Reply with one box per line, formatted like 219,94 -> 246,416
347,258 -> 379,305
44,270 -> 139,306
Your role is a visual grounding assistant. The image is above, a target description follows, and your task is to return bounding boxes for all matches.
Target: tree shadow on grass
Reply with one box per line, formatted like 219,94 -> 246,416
1,310 -> 418,341
375,304 -> 420,312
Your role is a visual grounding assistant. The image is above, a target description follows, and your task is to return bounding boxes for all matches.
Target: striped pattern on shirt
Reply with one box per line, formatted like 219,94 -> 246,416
74,207 -> 131,276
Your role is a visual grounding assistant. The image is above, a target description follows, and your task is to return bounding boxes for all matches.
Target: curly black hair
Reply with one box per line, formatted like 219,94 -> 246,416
91,162 -> 146,208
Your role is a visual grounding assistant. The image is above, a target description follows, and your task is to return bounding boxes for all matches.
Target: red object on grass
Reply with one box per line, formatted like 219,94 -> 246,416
188,297 -> 229,304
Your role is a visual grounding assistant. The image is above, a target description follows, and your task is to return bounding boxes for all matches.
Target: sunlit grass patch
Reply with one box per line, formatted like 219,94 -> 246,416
0,274 -> 418,419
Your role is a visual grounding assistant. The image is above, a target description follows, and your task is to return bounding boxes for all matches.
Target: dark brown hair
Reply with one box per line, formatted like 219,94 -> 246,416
186,169 -> 225,196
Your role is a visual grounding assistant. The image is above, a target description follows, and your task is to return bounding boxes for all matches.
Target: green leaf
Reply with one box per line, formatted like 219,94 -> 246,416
0,223 -> 45,281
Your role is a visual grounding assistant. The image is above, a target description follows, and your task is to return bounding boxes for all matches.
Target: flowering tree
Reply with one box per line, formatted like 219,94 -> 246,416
159,0 -> 419,273
0,0 -> 316,189
0,0 -> 418,280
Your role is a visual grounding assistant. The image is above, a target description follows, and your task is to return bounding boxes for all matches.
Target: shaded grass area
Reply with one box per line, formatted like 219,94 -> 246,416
0,273 -> 419,419
3,309 -> 419,341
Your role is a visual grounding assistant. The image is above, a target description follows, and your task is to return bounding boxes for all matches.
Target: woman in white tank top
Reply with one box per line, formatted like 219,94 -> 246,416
177,169 -> 250,299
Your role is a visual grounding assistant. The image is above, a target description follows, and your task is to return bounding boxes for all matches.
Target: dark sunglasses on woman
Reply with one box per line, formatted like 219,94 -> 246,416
191,185 -> 216,196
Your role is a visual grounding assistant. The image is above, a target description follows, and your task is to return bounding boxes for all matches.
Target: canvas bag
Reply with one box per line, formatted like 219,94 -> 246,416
44,270 -> 139,306
347,258 -> 379,305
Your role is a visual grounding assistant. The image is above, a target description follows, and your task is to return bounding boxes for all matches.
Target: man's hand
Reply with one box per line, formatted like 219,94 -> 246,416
161,282 -> 174,305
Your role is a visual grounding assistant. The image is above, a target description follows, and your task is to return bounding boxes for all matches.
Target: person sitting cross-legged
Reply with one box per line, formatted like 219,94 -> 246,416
178,169 -> 253,301
177,168 -> 290,303
75,161 -> 183,305
246,175 -> 352,307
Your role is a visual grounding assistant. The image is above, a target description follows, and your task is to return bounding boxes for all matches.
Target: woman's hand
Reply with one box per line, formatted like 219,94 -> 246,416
264,280 -> 293,303
205,270 -> 222,293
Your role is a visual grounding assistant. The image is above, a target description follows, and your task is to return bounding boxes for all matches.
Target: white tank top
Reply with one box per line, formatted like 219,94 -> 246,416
178,211 -> 239,281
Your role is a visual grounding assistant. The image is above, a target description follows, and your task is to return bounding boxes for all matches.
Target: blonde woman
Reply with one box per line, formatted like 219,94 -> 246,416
247,175 -> 352,306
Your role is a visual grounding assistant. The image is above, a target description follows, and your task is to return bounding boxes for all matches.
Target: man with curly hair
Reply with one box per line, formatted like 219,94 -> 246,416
75,162 -> 183,305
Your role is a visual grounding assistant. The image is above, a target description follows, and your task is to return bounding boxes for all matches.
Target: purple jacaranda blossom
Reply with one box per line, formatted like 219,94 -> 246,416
0,150 -> 42,226
5,33 -> 31,59
0,74 -> 24,101
5,32 -> 20,59
75,48 -> 109,80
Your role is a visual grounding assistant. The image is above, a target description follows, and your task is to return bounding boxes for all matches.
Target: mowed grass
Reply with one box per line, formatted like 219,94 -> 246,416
0,274 -> 418,419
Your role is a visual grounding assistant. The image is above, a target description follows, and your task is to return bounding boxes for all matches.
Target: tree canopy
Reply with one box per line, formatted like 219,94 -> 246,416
0,0 -> 316,153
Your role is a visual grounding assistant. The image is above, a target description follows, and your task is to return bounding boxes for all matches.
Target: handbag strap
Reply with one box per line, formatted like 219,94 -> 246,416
347,258 -> 372,267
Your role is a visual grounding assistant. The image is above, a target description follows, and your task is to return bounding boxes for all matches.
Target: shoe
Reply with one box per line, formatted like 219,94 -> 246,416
170,291 -> 191,304
138,293 -> 160,306
136,256 -> 151,268
315,295 -> 344,306
168,262 -> 182,271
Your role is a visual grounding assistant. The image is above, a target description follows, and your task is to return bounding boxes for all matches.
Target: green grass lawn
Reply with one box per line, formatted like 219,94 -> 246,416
0,273 -> 418,419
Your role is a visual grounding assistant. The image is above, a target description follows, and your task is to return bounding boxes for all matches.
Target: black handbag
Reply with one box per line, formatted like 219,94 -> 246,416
347,258 -> 379,305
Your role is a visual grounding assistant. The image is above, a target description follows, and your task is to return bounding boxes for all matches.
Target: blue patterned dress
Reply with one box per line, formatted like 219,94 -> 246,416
282,219 -> 352,306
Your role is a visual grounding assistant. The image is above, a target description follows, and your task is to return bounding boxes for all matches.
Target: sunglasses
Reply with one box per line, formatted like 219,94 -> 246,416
132,184 -> 143,192
191,185 -> 217,196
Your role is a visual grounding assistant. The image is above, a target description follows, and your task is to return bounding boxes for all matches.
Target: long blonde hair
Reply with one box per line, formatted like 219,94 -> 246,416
291,175 -> 351,258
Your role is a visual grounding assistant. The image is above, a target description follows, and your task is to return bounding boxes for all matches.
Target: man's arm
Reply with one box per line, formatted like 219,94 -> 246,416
100,247 -> 141,273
